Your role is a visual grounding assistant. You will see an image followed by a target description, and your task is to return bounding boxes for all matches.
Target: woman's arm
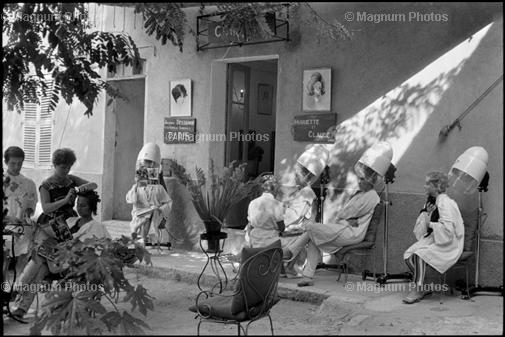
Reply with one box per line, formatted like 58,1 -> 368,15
429,197 -> 458,245
39,186 -> 75,214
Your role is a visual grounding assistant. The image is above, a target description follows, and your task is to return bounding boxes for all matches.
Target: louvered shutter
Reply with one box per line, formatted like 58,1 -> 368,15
22,79 -> 54,168
38,80 -> 53,166
23,103 -> 38,167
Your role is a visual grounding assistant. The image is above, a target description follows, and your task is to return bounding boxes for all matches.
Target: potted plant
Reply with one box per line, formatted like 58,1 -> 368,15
170,159 -> 258,251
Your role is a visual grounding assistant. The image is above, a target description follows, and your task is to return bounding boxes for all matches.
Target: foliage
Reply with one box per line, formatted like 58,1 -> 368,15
2,3 -> 139,116
29,235 -> 154,335
170,159 -> 259,224
2,3 -> 352,117
135,2 -> 350,48
214,3 -> 299,42
134,3 -> 187,52
301,2 -> 353,41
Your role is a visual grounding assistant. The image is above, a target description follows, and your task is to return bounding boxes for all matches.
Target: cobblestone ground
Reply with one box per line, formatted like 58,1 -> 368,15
3,271 -> 503,335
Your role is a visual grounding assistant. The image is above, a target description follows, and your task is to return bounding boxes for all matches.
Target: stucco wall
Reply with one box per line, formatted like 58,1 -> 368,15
100,3 -> 504,283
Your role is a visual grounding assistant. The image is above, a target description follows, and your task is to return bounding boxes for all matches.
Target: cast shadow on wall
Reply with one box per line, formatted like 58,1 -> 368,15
280,60 -> 465,222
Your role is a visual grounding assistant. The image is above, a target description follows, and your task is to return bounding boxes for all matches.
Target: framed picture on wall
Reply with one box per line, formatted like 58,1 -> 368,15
257,83 -> 273,115
170,79 -> 192,116
302,68 -> 331,112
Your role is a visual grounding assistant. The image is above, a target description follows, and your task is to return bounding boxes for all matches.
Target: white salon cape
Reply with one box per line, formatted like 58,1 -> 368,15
282,186 -> 317,232
67,217 -> 112,241
404,193 -> 464,274
245,192 -> 285,248
307,189 -> 380,254
126,184 -> 172,235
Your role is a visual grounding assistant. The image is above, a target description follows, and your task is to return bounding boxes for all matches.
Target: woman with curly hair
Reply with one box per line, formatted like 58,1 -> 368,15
402,171 -> 464,304
67,190 -> 111,241
244,174 -> 285,248
37,148 -> 97,226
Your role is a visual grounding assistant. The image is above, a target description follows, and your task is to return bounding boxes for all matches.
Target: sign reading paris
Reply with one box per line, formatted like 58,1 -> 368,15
164,117 -> 196,144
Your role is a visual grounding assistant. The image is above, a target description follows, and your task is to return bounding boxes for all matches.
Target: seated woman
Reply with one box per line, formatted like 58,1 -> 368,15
126,143 -> 172,248
279,164 -> 318,278
11,190 -> 111,320
283,171 -> 380,287
402,171 -> 464,304
244,175 -> 285,248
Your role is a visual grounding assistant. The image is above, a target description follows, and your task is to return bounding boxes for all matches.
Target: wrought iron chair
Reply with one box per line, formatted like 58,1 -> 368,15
189,240 -> 283,336
316,201 -> 383,283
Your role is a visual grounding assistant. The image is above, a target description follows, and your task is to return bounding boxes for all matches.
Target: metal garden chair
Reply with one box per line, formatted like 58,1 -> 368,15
189,240 -> 283,335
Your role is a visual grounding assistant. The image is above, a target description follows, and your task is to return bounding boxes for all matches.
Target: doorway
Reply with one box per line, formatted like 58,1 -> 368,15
224,59 -> 278,228
111,78 -> 145,220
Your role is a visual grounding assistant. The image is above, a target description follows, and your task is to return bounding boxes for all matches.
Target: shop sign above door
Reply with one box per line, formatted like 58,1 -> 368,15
196,7 -> 290,51
164,117 -> 196,144
292,113 -> 337,143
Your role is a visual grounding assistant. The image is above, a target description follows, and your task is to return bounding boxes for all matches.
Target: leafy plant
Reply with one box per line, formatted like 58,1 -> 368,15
135,2 -> 351,49
3,3 -> 140,116
29,235 -> 154,335
134,3 -> 187,52
170,159 -> 258,225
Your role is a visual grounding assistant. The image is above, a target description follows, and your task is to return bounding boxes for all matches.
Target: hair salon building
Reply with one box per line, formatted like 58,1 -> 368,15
2,3 -> 503,286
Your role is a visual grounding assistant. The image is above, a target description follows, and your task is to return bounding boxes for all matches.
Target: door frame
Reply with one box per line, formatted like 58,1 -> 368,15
208,54 -> 279,173
225,63 -> 251,166
102,77 -> 146,221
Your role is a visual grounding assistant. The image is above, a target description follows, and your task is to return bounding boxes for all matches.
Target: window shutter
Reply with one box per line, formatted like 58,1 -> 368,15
39,80 -> 53,166
23,103 -> 38,166
22,79 -> 54,167
38,123 -> 52,165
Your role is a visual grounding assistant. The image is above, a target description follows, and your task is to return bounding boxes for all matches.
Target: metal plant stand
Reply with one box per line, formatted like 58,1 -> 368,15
197,232 -> 228,294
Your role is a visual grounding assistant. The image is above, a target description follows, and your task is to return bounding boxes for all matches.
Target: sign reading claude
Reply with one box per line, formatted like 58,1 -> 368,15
293,113 -> 337,143
164,117 -> 196,144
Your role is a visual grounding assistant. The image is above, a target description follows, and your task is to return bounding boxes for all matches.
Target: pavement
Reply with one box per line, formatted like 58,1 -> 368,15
104,220 -> 504,334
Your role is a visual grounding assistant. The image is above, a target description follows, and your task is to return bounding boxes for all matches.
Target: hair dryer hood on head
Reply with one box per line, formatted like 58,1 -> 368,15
137,142 -> 161,167
449,146 -> 488,194
296,145 -> 330,178
356,141 -> 393,177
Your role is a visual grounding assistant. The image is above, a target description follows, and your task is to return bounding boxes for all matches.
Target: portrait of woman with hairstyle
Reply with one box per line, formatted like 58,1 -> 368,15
171,84 -> 187,104
170,79 -> 192,116
302,68 -> 331,111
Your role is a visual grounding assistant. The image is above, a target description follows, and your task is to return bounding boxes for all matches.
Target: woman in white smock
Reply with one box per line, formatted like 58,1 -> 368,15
402,171 -> 464,304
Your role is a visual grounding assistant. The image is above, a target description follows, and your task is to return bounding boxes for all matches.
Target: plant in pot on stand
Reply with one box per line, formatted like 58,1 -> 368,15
170,159 -> 259,252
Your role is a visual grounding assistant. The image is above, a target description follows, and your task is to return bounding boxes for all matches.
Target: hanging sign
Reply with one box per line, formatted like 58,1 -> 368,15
196,9 -> 290,51
292,113 -> 337,143
164,117 -> 196,144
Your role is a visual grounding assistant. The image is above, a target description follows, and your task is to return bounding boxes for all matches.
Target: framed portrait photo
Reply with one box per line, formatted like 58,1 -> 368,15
257,83 -> 273,115
170,79 -> 192,116
302,68 -> 331,112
